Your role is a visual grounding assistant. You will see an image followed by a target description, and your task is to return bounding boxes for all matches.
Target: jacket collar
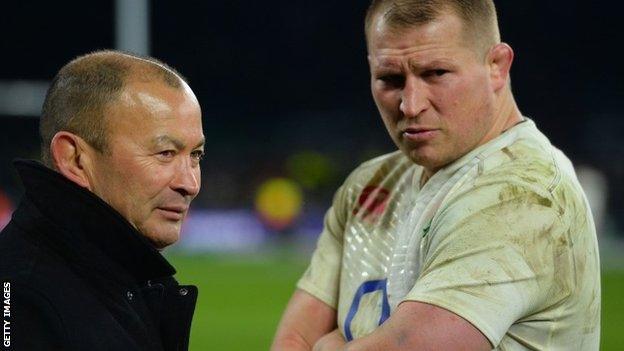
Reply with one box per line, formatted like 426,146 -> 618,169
13,159 -> 176,283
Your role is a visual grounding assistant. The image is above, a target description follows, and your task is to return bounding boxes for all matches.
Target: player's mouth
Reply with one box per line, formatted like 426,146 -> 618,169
156,205 -> 188,220
401,127 -> 439,142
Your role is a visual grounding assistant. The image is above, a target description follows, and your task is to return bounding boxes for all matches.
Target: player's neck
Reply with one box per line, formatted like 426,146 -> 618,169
420,94 -> 522,187
498,92 -> 523,133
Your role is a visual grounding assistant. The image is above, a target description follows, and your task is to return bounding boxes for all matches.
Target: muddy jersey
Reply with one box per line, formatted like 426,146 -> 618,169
297,119 -> 600,350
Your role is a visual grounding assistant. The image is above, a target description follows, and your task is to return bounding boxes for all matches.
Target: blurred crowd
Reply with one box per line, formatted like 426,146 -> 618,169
1,0 -> 623,239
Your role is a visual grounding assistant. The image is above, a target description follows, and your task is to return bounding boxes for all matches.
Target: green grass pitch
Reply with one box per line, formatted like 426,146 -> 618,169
167,254 -> 624,350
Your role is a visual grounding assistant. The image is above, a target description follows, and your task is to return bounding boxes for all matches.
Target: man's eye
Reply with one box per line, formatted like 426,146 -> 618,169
424,69 -> 449,78
191,150 -> 204,162
158,150 -> 176,158
378,74 -> 404,87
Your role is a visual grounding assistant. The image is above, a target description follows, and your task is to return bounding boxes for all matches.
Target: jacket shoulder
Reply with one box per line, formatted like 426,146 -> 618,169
0,220 -> 43,280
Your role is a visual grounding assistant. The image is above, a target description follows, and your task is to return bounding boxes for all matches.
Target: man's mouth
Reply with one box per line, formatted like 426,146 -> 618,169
402,127 -> 439,141
156,205 -> 188,220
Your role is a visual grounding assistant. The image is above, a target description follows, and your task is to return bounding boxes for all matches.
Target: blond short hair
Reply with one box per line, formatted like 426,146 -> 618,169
365,0 -> 501,56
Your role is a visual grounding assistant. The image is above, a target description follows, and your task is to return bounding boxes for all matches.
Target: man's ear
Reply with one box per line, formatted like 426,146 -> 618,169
50,131 -> 96,190
487,43 -> 514,92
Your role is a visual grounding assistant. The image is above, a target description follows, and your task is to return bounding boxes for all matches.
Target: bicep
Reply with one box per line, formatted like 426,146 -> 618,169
346,300 -> 491,351
271,289 -> 337,351
395,183 -> 562,349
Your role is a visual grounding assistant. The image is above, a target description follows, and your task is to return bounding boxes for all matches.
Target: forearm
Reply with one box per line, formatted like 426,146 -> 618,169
311,329 -> 347,351
271,290 -> 338,351
315,301 -> 491,351
272,331 -> 345,351
271,334 -> 314,351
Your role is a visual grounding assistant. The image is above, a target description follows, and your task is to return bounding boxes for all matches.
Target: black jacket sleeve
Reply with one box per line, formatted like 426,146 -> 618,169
10,282 -> 65,351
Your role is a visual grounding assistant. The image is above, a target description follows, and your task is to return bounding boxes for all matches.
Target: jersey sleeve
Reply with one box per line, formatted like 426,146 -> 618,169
403,181 -> 566,347
296,182 -> 350,308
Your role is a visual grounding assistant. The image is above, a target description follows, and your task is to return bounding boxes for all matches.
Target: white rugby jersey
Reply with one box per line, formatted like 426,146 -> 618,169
297,119 -> 600,350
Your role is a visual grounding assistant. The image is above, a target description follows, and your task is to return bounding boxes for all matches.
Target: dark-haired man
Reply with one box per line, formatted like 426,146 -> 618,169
272,1 -> 600,350
0,51 -> 204,350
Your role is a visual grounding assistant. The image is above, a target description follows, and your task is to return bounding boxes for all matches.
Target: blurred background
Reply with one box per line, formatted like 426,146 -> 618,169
1,0 -> 622,350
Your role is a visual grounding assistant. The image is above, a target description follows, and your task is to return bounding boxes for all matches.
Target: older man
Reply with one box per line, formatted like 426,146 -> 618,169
272,1 -> 600,350
0,51 -> 204,350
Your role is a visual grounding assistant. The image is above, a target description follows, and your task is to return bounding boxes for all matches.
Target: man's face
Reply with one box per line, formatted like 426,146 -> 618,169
368,12 -> 499,176
88,78 -> 204,249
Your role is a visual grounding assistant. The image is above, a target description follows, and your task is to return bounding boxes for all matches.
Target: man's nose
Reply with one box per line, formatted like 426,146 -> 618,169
399,77 -> 429,118
172,158 -> 201,197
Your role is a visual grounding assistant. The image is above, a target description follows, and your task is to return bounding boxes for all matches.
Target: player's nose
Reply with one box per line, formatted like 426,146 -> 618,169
399,77 -> 429,118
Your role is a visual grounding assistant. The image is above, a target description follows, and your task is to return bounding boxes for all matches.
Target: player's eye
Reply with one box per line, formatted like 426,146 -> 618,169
377,74 -> 405,89
423,69 -> 449,78
377,74 -> 405,88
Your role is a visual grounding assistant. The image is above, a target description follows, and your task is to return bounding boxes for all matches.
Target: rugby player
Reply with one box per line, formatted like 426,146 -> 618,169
271,0 -> 601,350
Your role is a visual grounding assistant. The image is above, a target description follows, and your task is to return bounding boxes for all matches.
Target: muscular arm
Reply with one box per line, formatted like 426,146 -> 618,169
271,290 -> 338,351
313,301 -> 490,351
344,301 -> 491,351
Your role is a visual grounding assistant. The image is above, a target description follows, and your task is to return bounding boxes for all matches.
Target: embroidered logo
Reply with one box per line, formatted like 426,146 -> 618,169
422,224 -> 431,237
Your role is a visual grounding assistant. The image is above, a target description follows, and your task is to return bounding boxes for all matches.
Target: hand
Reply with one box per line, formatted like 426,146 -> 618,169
312,329 -> 347,351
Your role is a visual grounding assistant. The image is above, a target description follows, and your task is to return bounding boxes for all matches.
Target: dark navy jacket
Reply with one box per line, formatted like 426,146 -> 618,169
0,160 -> 197,350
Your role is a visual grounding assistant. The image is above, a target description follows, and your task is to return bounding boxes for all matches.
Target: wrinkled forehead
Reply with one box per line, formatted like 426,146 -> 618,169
118,77 -> 197,112
367,14 -> 488,68
368,12 -> 469,54
103,79 -> 202,137
369,5 -> 449,34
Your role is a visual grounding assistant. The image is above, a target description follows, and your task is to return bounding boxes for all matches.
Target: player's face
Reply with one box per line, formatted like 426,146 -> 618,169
88,79 -> 204,249
368,12 -> 500,177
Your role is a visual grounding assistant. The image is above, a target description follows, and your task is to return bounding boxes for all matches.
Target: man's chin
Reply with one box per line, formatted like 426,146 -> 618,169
401,147 -> 430,167
402,149 -> 449,174
150,238 -> 174,250
138,224 -> 181,250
